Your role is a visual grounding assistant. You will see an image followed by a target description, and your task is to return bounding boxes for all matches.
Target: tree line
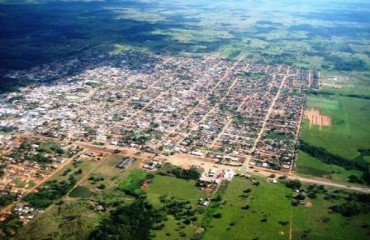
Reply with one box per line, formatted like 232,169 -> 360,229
299,141 -> 370,184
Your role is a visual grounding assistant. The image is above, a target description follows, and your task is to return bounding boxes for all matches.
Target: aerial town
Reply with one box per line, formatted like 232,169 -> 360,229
1,51 -> 311,169
1,51 -> 310,168
0,51 -> 311,228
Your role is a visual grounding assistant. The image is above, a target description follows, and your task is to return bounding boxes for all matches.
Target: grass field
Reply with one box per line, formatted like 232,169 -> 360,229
73,155 -> 141,203
203,176 -> 370,240
203,177 -> 292,240
81,155 -> 139,190
146,175 -> 206,205
297,151 -> 363,183
301,95 -> 370,160
16,168 -> 370,240
146,175 -> 208,240
293,190 -> 370,240
298,93 -> 370,182
17,200 -> 101,240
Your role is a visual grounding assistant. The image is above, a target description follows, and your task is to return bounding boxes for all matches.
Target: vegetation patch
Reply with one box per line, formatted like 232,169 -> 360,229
89,200 -> 157,240
69,186 -> 93,199
23,179 -> 76,209
299,141 -> 370,184
161,163 -> 202,180
118,169 -> 154,197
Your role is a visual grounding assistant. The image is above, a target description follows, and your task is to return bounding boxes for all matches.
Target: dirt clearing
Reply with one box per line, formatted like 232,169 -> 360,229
304,108 -> 332,129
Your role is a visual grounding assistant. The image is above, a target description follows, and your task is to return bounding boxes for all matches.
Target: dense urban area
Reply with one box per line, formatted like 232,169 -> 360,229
0,0 -> 370,239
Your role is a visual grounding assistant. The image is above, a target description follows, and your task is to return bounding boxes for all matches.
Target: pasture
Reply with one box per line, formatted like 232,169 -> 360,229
146,175 -> 209,240
203,177 -> 291,240
301,95 -> 370,160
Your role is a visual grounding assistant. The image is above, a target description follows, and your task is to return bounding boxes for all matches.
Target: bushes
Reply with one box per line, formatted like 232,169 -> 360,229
213,213 -> 222,218
23,179 -> 76,209
0,193 -> 16,208
330,202 -> 363,217
169,167 -> 201,180
285,180 -> 302,189
27,153 -> 52,164
158,163 -> 202,180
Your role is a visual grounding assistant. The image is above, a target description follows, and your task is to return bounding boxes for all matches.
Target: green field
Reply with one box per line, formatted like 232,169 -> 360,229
293,190 -> 370,239
203,176 -> 370,240
81,155 -> 139,190
204,177 -> 292,240
146,175 -> 209,240
301,95 -> 370,160
297,151 -> 363,183
17,201 -> 101,240
298,93 -> 370,182
146,175 -> 206,205
15,168 -> 370,240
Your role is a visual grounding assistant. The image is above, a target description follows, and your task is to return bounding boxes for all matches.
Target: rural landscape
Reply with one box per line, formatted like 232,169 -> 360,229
0,0 -> 369,239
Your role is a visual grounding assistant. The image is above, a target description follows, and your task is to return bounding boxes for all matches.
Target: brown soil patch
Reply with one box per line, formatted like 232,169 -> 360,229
305,201 -> 313,207
304,108 -> 332,130
141,180 -> 152,190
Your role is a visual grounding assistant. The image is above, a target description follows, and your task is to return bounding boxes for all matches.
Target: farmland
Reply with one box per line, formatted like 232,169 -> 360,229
297,92 -> 370,182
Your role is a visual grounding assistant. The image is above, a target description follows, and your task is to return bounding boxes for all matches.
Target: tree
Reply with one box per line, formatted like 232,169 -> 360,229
89,200 -> 155,240
213,213 -> 222,218
296,193 -> 306,200
285,180 -> 302,189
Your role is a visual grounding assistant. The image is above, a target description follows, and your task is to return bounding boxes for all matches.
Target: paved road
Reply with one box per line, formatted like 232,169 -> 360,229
249,166 -> 370,194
